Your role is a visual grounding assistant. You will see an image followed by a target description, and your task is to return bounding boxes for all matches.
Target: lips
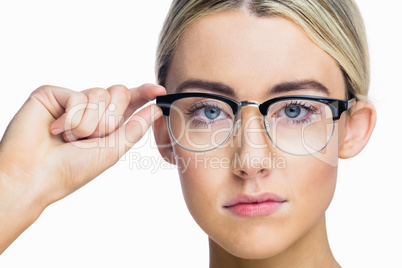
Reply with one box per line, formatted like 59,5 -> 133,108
223,193 -> 286,218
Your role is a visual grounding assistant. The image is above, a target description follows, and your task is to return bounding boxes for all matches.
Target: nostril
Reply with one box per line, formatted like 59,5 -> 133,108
234,168 -> 270,179
257,169 -> 270,177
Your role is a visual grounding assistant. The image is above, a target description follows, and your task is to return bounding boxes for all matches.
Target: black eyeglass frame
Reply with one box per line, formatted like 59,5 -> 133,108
156,92 -> 354,120
156,92 -> 355,154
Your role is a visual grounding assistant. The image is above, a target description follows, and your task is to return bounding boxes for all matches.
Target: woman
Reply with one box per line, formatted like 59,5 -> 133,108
0,0 -> 377,267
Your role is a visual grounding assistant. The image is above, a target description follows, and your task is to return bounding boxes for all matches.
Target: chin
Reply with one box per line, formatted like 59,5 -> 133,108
218,239 -> 288,260
209,225 -> 292,260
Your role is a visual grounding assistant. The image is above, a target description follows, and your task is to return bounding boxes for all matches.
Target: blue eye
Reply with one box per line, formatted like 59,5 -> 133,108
204,107 -> 221,119
273,101 -> 319,125
284,106 -> 301,118
185,101 -> 232,127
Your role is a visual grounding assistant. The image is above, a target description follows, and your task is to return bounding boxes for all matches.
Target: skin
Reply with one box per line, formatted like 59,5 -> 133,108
154,9 -> 376,267
0,6 -> 376,268
0,84 -> 166,254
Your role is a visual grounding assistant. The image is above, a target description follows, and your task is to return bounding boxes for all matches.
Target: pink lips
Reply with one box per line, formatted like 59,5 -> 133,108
223,193 -> 286,218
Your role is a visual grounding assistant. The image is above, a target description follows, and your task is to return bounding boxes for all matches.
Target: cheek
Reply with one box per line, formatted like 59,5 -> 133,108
285,155 -> 338,219
175,148 -> 227,227
283,128 -> 340,227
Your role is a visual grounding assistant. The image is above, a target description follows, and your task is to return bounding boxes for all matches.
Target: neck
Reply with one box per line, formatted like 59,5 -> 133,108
209,215 -> 340,268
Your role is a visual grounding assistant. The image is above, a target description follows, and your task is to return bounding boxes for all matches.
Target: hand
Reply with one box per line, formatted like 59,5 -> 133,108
0,83 -> 165,214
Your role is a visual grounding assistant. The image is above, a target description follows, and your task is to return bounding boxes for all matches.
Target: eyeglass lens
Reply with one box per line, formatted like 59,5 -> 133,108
167,97 -> 334,155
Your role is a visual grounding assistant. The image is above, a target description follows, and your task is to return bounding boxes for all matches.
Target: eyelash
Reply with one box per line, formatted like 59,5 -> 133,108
279,101 -> 319,125
184,100 -> 319,127
185,101 -> 226,127
185,101 -> 220,114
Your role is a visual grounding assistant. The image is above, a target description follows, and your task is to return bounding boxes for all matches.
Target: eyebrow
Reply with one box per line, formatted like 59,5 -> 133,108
175,79 -> 330,97
176,79 -> 236,97
269,80 -> 330,96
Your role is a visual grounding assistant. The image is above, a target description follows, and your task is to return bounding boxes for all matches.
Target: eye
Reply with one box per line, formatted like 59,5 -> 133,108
279,104 -> 310,121
269,100 -> 320,125
284,106 -> 302,118
193,106 -> 227,122
185,100 -> 233,127
204,107 -> 221,120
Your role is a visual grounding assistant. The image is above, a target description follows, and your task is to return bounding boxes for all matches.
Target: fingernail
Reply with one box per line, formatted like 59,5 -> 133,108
155,85 -> 166,94
155,109 -> 162,118
142,83 -> 156,88
152,107 -> 163,122
51,128 -> 63,135
64,130 -> 77,142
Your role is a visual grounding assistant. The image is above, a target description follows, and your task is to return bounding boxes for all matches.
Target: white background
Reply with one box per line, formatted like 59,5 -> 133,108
0,1 -> 401,267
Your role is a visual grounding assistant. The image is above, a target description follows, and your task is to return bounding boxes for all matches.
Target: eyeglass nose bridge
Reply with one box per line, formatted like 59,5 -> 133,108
233,100 -> 265,137
237,100 -> 267,117
239,100 -> 261,108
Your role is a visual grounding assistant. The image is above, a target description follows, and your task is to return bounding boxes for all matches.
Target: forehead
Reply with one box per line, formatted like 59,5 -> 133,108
165,10 -> 345,100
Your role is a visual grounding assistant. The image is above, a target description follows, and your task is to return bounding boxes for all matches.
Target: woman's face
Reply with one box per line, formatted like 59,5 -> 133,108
163,10 -> 347,259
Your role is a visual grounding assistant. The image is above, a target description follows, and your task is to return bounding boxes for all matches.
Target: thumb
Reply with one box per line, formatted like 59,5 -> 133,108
99,104 -> 163,168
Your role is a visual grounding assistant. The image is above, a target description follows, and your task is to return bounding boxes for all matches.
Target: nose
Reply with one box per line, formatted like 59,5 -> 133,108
231,106 -> 275,180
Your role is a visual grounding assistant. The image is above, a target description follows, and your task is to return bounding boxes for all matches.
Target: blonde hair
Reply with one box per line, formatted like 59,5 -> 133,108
156,0 -> 369,101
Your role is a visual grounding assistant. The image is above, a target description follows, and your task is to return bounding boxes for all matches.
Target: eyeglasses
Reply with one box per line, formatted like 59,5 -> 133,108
156,92 -> 354,155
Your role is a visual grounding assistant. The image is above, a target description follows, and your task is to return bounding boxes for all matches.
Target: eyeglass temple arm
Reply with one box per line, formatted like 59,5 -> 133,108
333,98 -> 355,120
347,99 -> 356,109
155,101 -> 171,116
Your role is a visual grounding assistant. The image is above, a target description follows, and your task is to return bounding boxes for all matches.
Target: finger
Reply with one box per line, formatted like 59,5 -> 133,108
29,85 -> 88,135
49,90 -> 88,135
122,83 -> 166,121
66,87 -> 110,141
99,104 -> 163,168
87,85 -> 131,138
1,85 -> 85,152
